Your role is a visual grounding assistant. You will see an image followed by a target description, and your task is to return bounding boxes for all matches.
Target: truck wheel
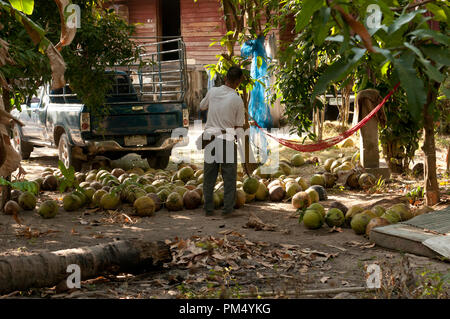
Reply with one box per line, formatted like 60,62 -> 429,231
11,124 -> 33,160
146,151 -> 171,169
58,133 -> 82,171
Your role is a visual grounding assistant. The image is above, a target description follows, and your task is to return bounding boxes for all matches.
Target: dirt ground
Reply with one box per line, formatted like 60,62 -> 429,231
1,140 -> 449,299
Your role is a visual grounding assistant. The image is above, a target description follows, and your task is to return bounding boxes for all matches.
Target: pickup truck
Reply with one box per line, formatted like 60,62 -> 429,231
10,38 -> 189,171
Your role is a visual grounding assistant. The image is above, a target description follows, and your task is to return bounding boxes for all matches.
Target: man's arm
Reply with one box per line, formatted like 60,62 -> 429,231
199,90 -> 211,111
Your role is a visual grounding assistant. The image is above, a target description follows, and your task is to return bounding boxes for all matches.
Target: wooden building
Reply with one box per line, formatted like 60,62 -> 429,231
107,0 -> 287,125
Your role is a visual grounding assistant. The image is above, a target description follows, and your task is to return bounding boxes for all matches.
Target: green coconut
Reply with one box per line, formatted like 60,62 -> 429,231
144,185 -> 157,193
243,177 -> 260,195
351,212 -> 372,235
307,203 -> 325,217
63,194 -> 82,212
323,172 -> 337,188
303,210 -> 323,229
372,205 -> 386,217
234,189 -> 246,209
38,200 -> 59,219
133,196 -> 155,217
295,177 -> 309,191
255,182 -> 269,201
291,154 -> 305,167
174,186 -> 188,197
100,193 -> 121,210
389,203 -> 413,221
92,189 -> 108,207
345,205 -> 364,224
18,192 -> 37,211
286,182 -> 302,198
381,209 -> 402,224
305,188 -> 319,203
325,208 -> 345,227
310,174 -> 325,187
177,166 -> 195,183
324,158 -> 335,172
166,192 -> 184,211
279,162 -> 292,175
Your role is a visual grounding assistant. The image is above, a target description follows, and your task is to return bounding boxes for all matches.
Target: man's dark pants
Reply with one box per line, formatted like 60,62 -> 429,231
203,138 -> 237,215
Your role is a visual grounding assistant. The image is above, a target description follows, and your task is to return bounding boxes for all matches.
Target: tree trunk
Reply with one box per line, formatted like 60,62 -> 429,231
423,84 -> 440,206
0,240 -> 171,295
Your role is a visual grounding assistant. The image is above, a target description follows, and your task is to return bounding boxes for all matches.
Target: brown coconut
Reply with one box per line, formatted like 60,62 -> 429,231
183,190 -> 202,209
4,200 -> 20,215
42,175 -> 59,191
292,192 -> 312,210
269,186 -> 285,202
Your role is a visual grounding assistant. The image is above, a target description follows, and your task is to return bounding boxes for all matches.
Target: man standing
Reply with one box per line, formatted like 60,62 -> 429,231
199,66 -> 245,217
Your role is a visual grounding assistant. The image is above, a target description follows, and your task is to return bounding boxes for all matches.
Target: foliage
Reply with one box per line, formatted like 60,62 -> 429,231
0,0 -> 53,110
273,0 -> 449,131
0,177 -> 39,195
270,28 -> 340,139
1,0 -> 141,114
32,1 -> 141,114
57,160 -> 79,193
405,185 -> 425,204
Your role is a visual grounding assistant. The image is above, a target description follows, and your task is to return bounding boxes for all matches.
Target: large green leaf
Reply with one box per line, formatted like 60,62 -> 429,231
409,29 -> 450,47
8,0 -> 33,15
312,48 -> 366,101
295,0 -> 324,33
388,9 -> 426,34
393,52 -> 427,121
404,42 -> 445,82
421,45 -> 450,66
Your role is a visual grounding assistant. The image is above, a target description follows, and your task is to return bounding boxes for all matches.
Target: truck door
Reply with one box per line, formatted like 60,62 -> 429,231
21,87 -> 44,140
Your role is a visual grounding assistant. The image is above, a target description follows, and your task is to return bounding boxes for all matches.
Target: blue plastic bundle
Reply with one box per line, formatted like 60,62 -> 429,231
241,36 -> 273,163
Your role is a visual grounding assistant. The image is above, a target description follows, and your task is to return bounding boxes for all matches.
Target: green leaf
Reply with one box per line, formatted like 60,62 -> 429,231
421,45 -> 450,66
8,0 -> 34,15
409,29 -> 450,47
393,52 -> 427,121
312,48 -> 366,101
295,0 -> 324,33
404,42 -> 445,82
425,3 -> 447,22
388,9 -> 426,34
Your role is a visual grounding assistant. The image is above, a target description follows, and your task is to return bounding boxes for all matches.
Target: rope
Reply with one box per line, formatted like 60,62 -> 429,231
249,83 -> 400,152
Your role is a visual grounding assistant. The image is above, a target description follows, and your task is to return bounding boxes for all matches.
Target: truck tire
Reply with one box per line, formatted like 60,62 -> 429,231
11,124 -> 33,160
58,133 -> 82,171
146,151 -> 171,169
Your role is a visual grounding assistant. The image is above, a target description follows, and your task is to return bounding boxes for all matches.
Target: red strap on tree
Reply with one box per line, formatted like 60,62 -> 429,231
251,83 -> 400,152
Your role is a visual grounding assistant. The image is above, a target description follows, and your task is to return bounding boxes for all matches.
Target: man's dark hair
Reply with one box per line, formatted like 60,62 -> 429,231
226,66 -> 243,83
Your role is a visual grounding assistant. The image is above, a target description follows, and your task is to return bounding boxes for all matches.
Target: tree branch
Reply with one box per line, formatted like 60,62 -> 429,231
390,0 -> 437,12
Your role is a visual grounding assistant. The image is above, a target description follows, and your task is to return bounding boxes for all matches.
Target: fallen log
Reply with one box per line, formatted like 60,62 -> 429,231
0,240 -> 171,295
